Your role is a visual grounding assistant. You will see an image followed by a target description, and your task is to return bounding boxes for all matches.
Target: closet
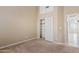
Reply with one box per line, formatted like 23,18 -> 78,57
39,6 -> 54,41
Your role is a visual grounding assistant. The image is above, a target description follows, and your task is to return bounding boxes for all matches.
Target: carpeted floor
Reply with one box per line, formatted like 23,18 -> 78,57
0,39 -> 79,53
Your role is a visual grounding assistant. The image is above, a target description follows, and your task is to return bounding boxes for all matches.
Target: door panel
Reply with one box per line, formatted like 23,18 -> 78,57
45,17 -> 53,41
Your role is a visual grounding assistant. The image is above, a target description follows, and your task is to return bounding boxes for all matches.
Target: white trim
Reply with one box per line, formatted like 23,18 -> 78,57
64,14 -> 68,44
0,38 -> 37,49
37,7 -> 40,38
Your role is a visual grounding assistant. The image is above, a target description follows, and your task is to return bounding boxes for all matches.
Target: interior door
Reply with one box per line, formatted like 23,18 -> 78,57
45,17 -> 53,41
40,17 -> 53,41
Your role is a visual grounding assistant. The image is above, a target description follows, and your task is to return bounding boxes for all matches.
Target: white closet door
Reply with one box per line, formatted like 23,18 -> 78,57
44,17 -> 53,41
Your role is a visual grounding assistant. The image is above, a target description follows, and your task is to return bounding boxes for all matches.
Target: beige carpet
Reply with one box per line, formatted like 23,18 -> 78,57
0,39 -> 79,53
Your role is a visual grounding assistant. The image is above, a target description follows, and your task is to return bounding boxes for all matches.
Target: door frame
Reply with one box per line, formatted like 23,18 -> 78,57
39,16 -> 54,41
64,13 -> 79,45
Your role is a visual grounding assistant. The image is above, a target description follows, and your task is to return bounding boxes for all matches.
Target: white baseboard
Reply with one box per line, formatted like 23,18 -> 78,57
0,38 -> 37,49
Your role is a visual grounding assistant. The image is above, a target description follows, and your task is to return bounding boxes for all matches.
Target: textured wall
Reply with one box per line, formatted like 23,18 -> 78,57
0,6 -> 38,47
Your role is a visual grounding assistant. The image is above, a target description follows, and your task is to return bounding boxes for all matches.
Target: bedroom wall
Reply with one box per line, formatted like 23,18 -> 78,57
56,6 -> 65,43
64,6 -> 79,14
0,6 -> 38,47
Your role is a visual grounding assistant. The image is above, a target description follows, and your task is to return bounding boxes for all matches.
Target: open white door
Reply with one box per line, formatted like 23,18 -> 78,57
40,17 -> 53,41
44,17 -> 53,41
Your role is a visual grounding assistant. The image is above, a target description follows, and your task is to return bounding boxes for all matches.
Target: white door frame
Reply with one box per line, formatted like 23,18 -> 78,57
39,16 -> 54,42
64,13 -> 79,46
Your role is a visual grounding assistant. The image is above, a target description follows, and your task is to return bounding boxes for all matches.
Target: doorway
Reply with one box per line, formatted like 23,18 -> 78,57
65,14 -> 79,47
40,17 -> 53,41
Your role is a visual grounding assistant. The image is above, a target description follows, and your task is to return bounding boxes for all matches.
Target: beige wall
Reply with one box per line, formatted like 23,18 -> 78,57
0,6 -> 38,47
64,6 -> 79,14
51,6 -> 65,43
55,7 -> 65,43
